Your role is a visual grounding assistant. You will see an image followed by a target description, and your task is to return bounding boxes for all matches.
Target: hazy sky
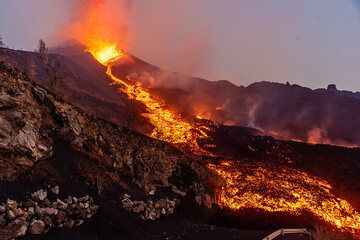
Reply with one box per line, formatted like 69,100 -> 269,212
1,0 -> 360,91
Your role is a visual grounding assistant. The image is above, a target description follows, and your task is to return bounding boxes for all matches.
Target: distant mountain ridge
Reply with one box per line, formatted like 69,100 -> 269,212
315,83 -> 360,100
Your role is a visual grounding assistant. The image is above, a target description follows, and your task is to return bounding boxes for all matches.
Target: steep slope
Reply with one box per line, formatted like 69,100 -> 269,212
2,60 -> 360,239
109,52 -> 360,147
0,61 -> 305,240
0,60 -> 210,187
3,45 -> 360,147
0,47 -> 152,134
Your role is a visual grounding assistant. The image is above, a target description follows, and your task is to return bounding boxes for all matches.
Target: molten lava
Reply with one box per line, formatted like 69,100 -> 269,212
88,42 -> 360,236
107,67 -> 211,153
208,161 -> 360,234
89,44 -> 212,155
88,40 -> 125,65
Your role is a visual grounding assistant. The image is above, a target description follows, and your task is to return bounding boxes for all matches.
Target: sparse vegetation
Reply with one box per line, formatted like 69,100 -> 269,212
44,57 -> 67,95
36,39 -> 68,96
37,39 -> 47,54
0,34 -> 4,48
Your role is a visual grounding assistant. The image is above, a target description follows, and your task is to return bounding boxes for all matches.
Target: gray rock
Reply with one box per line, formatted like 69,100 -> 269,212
161,208 -> 166,215
34,206 -> 45,218
78,195 -> 89,202
16,208 -> 24,217
29,220 -> 46,235
5,209 -> 16,220
121,194 -> 177,220
53,210 -> 66,226
31,189 -> 47,201
6,199 -> 17,209
27,207 -> 35,216
44,207 -> 58,216
50,185 -> 59,195
121,198 -> 133,209
15,220 -> 28,238
56,199 -> 68,210
195,195 -> 202,205
146,210 -> 157,220
64,197 -> 73,204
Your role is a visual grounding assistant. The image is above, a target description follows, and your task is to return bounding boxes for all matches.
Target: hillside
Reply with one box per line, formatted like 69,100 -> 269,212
3,44 -> 360,147
1,56 -> 360,239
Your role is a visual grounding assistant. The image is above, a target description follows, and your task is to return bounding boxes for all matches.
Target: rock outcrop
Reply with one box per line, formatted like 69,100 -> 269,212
0,64 -> 53,180
121,194 -> 179,221
0,188 -> 98,240
0,61 -> 208,192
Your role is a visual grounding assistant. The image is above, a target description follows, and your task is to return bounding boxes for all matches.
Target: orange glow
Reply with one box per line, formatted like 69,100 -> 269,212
87,40 -> 212,154
61,0 -> 129,59
86,41 -> 360,236
87,41 -> 360,236
106,66 -> 212,154
66,4 -> 360,234
77,2 -> 360,231
78,0 -> 213,154
208,161 -> 360,234
89,41 -> 125,65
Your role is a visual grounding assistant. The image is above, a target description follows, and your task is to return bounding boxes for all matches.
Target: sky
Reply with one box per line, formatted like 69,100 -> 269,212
1,0 -> 360,91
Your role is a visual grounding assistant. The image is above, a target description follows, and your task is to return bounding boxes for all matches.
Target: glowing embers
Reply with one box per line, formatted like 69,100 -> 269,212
88,41 -> 125,65
106,66 -> 212,155
208,161 -> 360,234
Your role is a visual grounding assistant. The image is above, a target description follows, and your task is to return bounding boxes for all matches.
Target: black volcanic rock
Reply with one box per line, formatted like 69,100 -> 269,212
109,55 -> 360,147
4,46 -> 360,147
0,61 -> 208,190
1,58 -> 360,239
0,47 -> 152,135
327,84 -> 337,91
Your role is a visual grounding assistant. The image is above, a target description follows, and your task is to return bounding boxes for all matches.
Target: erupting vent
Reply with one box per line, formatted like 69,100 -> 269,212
88,40 -> 125,65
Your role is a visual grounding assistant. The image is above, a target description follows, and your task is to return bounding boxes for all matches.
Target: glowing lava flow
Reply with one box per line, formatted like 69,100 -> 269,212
107,67 -> 211,153
88,42 -> 360,236
88,43 -> 211,154
208,161 -> 360,234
